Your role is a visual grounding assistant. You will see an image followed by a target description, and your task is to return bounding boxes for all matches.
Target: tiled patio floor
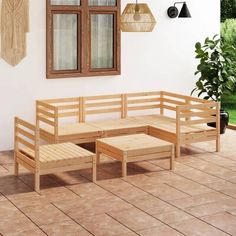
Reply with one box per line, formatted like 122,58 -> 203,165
1,130 -> 236,235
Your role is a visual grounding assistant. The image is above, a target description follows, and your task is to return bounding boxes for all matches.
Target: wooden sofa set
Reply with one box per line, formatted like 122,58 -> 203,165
14,91 -> 220,192
36,91 -> 220,158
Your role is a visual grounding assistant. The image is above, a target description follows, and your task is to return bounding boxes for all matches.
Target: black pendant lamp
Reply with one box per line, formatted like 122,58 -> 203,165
167,2 -> 191,18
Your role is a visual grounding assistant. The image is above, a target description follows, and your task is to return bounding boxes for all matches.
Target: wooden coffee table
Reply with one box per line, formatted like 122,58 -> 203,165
95,134 -> 174,180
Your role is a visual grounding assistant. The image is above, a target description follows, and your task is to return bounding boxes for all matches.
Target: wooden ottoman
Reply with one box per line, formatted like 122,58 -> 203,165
95,134 -> 174,180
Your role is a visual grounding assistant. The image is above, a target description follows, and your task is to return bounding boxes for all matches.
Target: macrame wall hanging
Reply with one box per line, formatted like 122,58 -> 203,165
0,0 -> 29,66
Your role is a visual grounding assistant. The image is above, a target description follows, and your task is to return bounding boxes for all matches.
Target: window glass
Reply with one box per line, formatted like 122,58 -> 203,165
51,0 -> 80,5
89,0 -> 116,6
53,14 -> 79,70
91,14 -> 114,69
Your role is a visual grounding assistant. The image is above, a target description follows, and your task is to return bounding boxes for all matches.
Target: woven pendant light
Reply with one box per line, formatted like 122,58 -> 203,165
121,1 -> 156,32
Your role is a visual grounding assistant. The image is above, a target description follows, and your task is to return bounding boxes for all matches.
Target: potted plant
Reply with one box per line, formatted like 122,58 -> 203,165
192,35 -> 236,134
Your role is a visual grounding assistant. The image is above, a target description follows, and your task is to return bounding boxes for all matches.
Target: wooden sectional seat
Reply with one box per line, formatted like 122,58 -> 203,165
40,122 -> 102,144
88,118 -> 148,137
14,117 -> 96,192
126,92 -> 220,157
131,114 -> 216,156
36,91 -> 220,158
36,98 -> 103,144
84,94 -> 148,137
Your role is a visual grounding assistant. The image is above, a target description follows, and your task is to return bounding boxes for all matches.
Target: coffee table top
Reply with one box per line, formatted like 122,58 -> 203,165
97,134 -> 173,155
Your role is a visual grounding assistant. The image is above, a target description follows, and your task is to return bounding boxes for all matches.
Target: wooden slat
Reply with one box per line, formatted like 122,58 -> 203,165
16,137 -> 35,150
162,91 -> 209,103
16,127 -> 35,140
40,163 -> 92,175
127,152 -> 172,162
179,102 -> 217,111
37,101 -> 56,110
162,105 -> 177,111
126,91 -> 160,97
16,117 -> 35,131
37,108 -> 55,118
122,94 -> 127,118
58,112 -> 79,118
41,97 -> 80,103
128,104 -> 160,111
163,98 -> 186,106
42,146 -> 70,161
38,116 -> 55,126
149,127 -> 176,143
180,110 -> 217,118
40,149 -> 58,162
64,143 -> 93,156
85,94 -> 121,100
180,117 -> 216,125
17,151 -> 36,166
57,104 -> 79,110
181,131 -> 217,144
86,108 -> 121,115
16,157 -> 36,173
127,98 -> 160,104
49,143 -> 79,158
86,101 -> 121,108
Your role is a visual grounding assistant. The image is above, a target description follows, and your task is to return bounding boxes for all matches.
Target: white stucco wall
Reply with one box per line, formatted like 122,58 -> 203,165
0,0 -> 220,151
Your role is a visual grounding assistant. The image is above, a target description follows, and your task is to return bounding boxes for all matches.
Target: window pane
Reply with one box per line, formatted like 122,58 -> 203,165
91,14 -> 114,69
51,0 -> 80,5
89,0 -> 116,6
53,14 -> 79,71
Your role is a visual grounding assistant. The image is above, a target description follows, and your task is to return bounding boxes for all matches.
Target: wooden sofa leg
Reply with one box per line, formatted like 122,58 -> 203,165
175,144 -> 180,158
14,161 -> 19,176
35,173 -> 40,193
216,137 -> 220,152
96,150 -> 100,165
93,157 -> 97,182
170,145 -> 175,170
122,160 -> 127,178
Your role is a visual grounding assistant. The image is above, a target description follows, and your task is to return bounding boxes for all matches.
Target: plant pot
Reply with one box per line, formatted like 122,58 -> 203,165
207,109 -> 229,134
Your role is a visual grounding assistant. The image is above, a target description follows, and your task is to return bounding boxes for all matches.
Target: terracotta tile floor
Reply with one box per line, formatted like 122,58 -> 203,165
1,130 -> 236,235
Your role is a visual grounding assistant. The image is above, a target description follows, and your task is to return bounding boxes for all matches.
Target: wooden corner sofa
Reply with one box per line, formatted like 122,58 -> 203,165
36,91 -> 220,158
14,117 -> 96,192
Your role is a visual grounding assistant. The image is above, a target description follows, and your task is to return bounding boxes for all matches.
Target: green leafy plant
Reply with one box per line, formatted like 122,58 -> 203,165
192,35 -> 236,102
221,19 -> 236,46
221,19 -> 236,67
221,0 -> 236,22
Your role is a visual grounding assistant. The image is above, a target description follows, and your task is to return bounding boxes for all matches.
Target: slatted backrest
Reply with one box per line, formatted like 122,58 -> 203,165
177,102 -> 219,126
126,91 -> 161,117
14,117 -> 39,161
41,97 -> 81,120
36,97 -> 82,135
36,100 -> 58,136
161,91 -> 212,117
83,94 -> 123,121
162,91 -> 209,104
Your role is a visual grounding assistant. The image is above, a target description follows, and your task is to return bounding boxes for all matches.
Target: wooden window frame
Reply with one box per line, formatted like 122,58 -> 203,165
46,0 -> 121,79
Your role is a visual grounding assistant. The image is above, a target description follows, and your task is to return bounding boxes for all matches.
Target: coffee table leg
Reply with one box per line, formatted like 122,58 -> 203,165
93,155 -> 97,182
122,160 -> 127,178
170,145 -> 175,170
96,149 -> 100,165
